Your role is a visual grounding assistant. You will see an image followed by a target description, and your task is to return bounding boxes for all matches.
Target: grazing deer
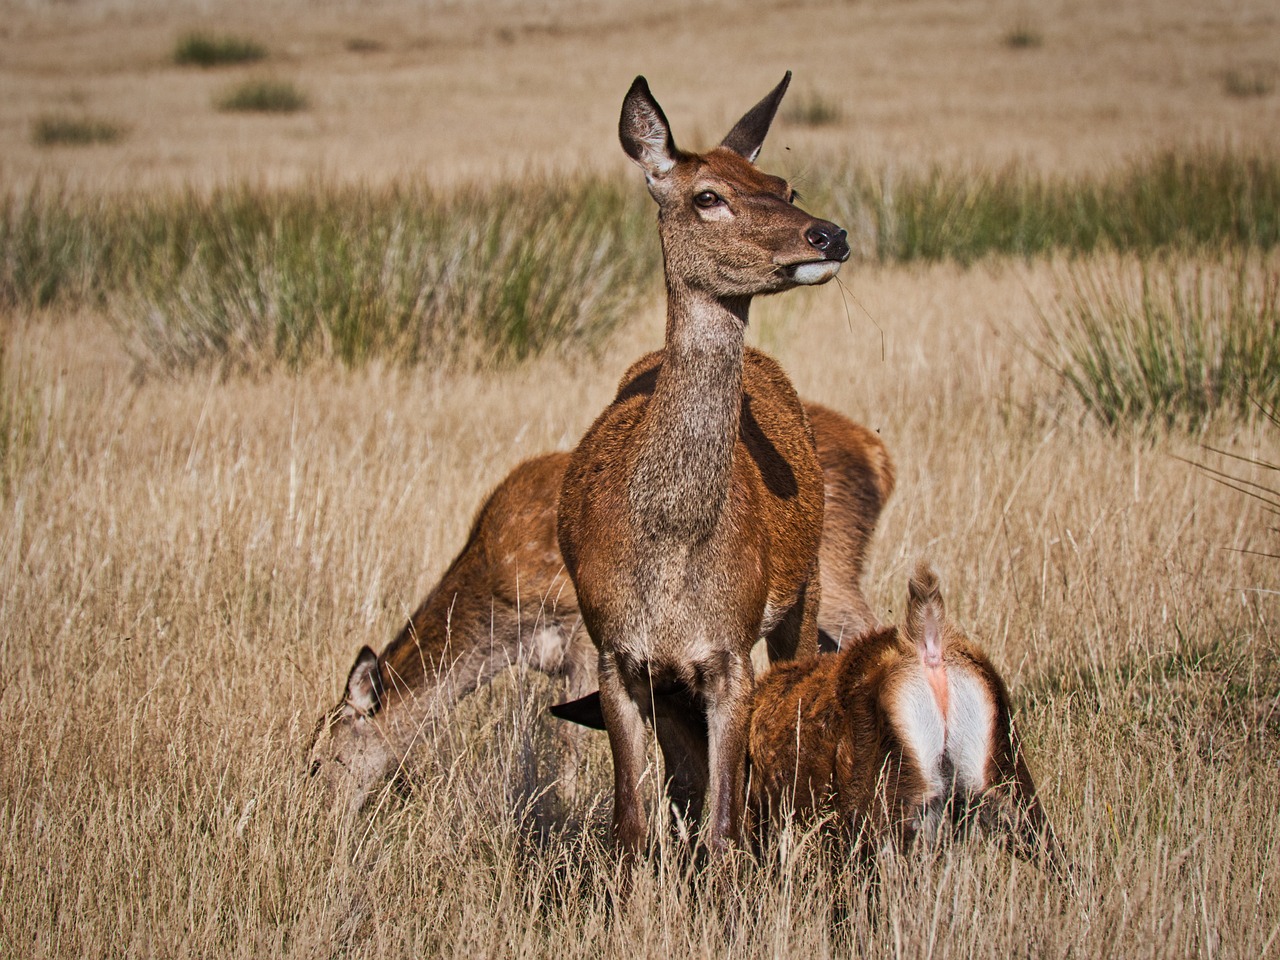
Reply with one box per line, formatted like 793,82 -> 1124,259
556,72 -> 851,855
308,408 -> 893,817
747,563 -> 1060,866
306,452 -> 594,814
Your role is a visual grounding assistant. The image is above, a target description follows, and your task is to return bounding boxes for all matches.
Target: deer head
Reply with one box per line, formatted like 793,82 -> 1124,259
619,72 -> 850,303
305,645 -> 398,812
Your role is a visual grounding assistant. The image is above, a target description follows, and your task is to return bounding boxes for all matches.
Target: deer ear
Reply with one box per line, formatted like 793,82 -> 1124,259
720,71 -> 792,163
549,691 -> 607,730
619,76 -> 678,181
344,645 -> 383,717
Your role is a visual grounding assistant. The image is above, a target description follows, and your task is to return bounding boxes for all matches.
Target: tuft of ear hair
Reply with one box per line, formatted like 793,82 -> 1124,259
619,75 -> 679,179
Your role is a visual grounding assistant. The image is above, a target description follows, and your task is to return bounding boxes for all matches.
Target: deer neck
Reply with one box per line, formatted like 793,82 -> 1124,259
629,275 -> 750,540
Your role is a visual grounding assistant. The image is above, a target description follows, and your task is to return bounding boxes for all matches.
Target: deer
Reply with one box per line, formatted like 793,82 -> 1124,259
555,72 -> 852,856
305,452 -> 594,817
746,562 -> 1061,868
552,564 -> 1061,870
307,408 -> 894,817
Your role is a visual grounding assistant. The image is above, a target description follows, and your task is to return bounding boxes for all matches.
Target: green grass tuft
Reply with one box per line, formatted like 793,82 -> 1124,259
1223,65 -> 1276,99
110,178 -> 657,373
4,149 -> 1279,377
1003,24 -> 1043,49
784,91 -> 842,127
174,32 -> 267,67
344,37 -> 386,54
216,79 -> 307,113
1038,256 -> 1280,431
30,114 -> 126,147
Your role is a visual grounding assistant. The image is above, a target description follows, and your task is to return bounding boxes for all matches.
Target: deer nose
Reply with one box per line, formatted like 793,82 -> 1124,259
805,223 -> 850,261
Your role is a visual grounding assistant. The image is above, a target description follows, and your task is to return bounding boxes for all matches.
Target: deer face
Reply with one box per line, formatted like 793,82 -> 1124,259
305,646 -> 398,813
620,73 -> 850,301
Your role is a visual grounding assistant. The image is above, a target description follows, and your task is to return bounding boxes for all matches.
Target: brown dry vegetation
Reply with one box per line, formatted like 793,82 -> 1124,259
3,0 -> 1279,956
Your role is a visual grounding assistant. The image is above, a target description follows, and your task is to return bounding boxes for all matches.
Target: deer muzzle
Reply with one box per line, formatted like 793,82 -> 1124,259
785,220 -> 850,285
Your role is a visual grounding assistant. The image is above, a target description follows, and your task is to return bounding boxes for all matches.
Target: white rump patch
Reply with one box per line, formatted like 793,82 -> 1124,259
945,669 -> 995,792
790,261 -> 842,286
889,670 -> 946,795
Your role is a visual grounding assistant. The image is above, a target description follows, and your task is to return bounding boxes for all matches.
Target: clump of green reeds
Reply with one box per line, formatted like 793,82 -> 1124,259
1002,21 -> 1043,49
819,149 -> 1280,263
0,188 -> 117,308
1223,64 -> 1276,99
173,31 -> 267,67
5,149 -> 1280,376
216,79 -> 307,113
344,37 -> 385,54
115,178 -> 657,373
1038,257 -> 1280,431
30,114 -> 126,147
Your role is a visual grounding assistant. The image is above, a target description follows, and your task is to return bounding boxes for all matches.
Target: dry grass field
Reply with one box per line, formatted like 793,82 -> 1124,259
3,0 -> 1279,956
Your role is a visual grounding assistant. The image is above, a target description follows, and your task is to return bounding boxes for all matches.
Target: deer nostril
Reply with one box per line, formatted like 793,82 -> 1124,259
805,225 -> 832,251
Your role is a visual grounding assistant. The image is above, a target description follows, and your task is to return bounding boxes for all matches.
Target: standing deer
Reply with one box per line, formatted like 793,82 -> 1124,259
747,563 -> 1060,866
556,72 -> 851,855
308,407 -> 893,816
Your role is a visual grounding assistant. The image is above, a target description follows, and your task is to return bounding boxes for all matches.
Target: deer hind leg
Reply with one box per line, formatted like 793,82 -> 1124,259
552,623 -> 598,806
983,721 -> 1068,875
764,576 -> 821,664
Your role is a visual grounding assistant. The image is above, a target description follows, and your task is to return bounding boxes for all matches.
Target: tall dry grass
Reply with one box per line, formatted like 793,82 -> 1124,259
2,250 -> 1276,955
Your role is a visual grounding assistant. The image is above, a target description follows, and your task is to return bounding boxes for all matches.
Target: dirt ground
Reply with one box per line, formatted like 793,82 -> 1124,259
2,0 -> 1278,192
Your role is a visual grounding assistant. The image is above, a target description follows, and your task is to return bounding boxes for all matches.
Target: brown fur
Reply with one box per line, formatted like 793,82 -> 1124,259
557,74 -> 852,854
809,403 -> 896,649
747,564 -> 1059,866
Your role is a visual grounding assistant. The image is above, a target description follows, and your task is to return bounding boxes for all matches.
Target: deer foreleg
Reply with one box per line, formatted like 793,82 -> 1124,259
702,651 -> 754,853
599,653 -> 651,856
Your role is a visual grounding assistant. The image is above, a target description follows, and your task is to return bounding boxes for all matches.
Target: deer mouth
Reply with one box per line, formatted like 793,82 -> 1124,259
783,259 -> 844,285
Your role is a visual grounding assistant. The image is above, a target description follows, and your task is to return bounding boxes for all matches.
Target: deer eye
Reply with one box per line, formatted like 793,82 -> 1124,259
693,190 -> 723,209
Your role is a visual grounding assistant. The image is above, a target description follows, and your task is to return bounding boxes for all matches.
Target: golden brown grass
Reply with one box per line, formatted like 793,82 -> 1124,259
2,0 -> 1278,953
2,255 -> 1277,956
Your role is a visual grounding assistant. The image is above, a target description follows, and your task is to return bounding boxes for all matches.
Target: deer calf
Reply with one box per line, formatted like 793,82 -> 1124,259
748,563 -> 1058,864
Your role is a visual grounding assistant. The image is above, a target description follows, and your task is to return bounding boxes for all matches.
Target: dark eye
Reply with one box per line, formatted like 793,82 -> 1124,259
788,189 -> 802,204
694,190 -> 723,209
